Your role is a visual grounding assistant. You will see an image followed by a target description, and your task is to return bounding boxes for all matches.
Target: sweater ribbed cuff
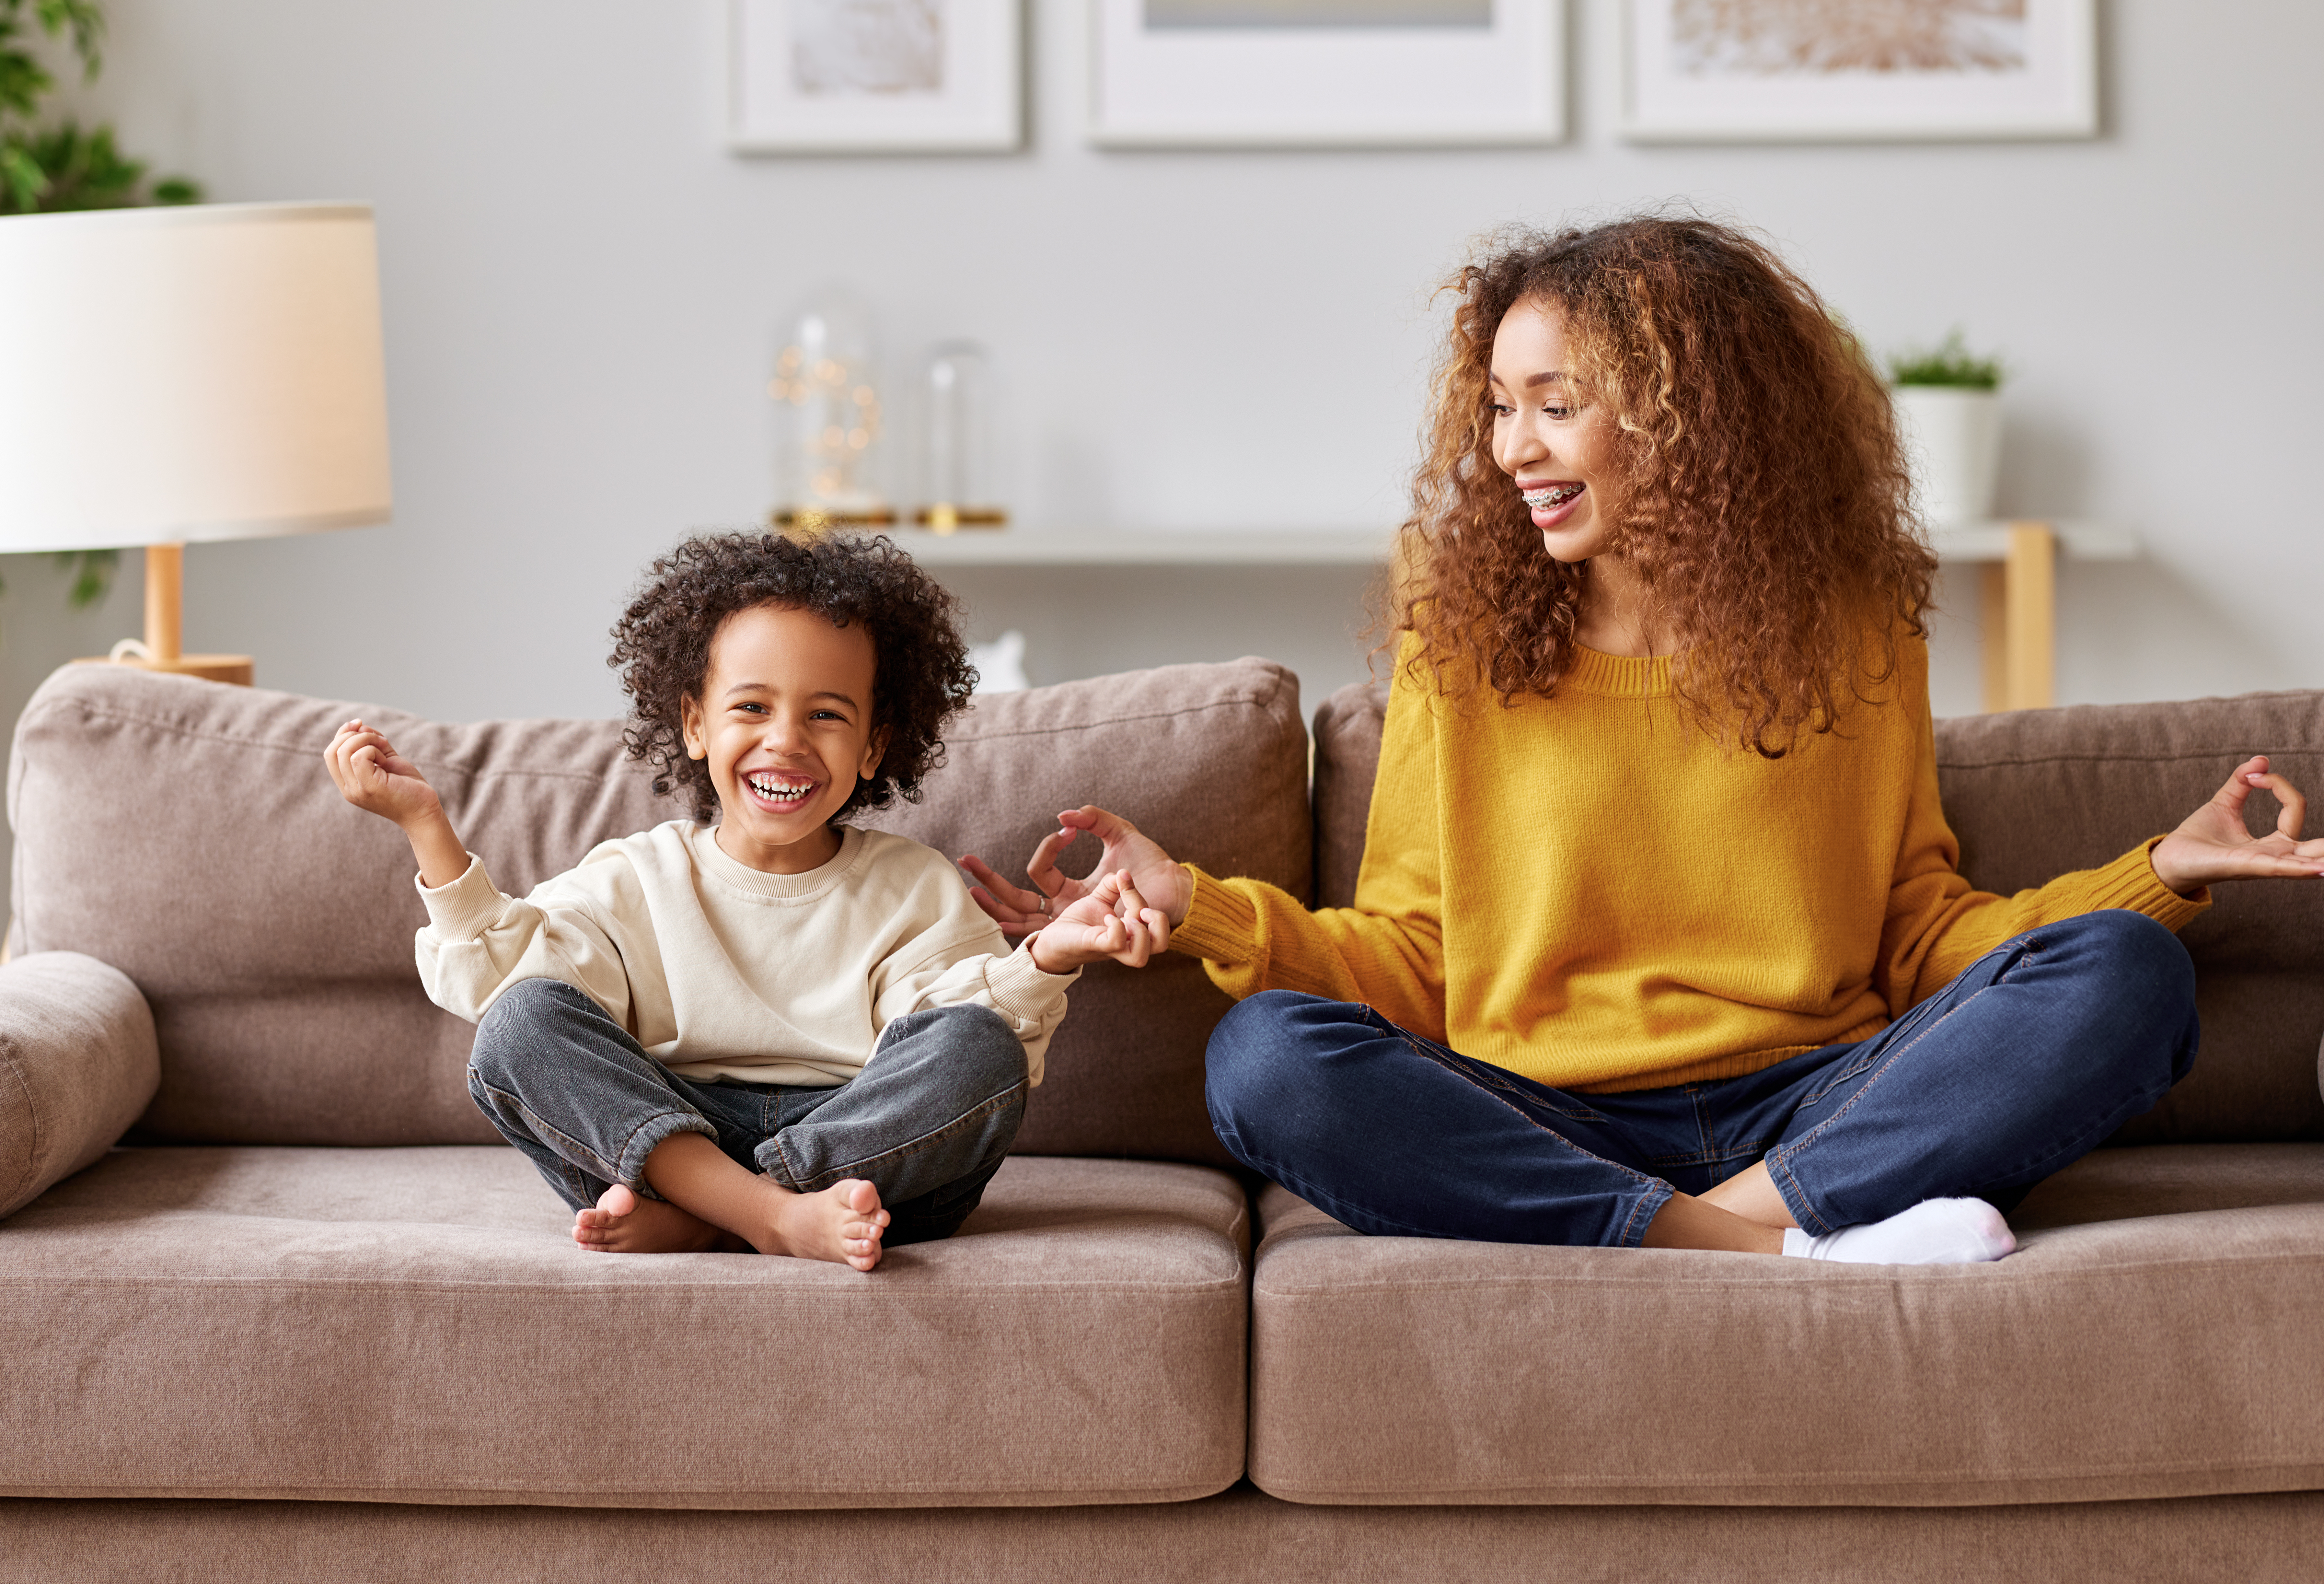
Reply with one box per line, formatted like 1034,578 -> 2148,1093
1169,867 -> 1261,965
986,941 -> 1077,1020
414,854 -> 502,941
2098,838 -> 2212,931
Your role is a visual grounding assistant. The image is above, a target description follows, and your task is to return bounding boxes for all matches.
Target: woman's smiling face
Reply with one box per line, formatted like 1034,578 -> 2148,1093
1489,298 -> 1622,565
680,602 -> 888,875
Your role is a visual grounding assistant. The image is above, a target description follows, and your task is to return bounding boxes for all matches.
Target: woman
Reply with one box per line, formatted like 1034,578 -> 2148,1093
963,216 -> 2322,1263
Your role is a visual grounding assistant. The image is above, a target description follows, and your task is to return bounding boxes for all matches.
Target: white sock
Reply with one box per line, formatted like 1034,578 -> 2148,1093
1779,1197 -> 2016,1264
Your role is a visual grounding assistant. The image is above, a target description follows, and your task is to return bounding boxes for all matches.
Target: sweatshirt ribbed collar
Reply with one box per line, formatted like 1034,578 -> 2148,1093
688,822 -> 868,903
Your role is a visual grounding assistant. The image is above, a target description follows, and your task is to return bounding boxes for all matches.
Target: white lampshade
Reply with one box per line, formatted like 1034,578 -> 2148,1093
0,201 -> 392,553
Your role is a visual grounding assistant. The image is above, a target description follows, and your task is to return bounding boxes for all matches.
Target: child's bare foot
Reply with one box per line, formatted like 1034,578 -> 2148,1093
619,1135 -> 886,1268
574,1182 -> 737,1253
762,1178 -> 890,1272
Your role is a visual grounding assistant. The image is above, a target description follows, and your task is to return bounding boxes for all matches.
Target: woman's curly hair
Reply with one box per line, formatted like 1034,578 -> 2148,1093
608,531 -> 976,823
1393,213 -> 1937,755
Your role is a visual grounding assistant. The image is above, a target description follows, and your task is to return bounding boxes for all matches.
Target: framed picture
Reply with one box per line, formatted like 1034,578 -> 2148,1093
729,0 -> 1022,153
1622,0 -> 2097,143
1088,0 -> 1567,148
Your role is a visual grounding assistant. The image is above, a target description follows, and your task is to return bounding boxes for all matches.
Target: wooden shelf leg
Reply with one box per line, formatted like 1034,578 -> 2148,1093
2004,522 -> 2056,711
1978,562 -> 2008,714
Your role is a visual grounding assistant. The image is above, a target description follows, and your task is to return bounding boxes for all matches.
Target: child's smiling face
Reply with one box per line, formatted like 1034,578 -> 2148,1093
680,602 -> 888,875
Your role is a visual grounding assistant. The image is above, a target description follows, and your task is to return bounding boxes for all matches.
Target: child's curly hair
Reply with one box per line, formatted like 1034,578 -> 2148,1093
608,531 -> 976,823
1393,213 -> 1937,757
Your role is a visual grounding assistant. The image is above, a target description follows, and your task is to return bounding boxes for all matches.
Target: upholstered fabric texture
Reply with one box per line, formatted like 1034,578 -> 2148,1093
1307,682 -> 2324,1141
1933,691 -> 2324,1142
1310,684 -> 1387,912
862,658 -> 1311,1165
0,1149 -> 1249,1508
0,952 -> 157,1218
1244,1144 -> 2324,1507
5,1487 -> 2322,1584
6,659 -> 1309,1162
7,669 -> 666,1146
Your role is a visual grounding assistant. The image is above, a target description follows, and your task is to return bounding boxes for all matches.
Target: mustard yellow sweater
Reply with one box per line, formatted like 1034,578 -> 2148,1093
1172,639 -> 2208,1094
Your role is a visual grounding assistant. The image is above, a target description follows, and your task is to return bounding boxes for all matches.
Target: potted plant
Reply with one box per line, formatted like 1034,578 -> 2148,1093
1888,331 -> 2004,528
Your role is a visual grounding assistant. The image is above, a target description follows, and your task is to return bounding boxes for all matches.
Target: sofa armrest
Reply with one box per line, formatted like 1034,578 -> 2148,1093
0,951 -> 158,1218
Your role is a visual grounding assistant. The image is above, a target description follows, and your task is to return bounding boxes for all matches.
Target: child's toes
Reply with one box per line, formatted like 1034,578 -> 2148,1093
597,1183 -> 638,1218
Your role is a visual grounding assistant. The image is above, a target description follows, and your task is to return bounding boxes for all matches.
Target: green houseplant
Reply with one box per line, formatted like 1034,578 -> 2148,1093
1888,329 -> 2005,527
1,0 -> 202,614
1887,329 -> 2004,390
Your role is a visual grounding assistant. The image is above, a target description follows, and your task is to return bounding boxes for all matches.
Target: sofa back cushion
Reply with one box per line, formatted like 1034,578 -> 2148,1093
7,659 -> 1309,1165
855,660 -> 1311,1165
1308,681 -> 2324,1142
1933,692 -> 2324,1143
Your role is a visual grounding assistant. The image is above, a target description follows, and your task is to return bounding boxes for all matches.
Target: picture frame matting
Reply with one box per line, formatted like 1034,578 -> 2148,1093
1089,0 -> 1568,149
730,0 -> 1023,154
1622,0 -> 2098,143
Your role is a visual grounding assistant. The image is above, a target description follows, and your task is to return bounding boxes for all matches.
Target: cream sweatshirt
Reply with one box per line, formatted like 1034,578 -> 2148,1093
414,821 -> 1075,1087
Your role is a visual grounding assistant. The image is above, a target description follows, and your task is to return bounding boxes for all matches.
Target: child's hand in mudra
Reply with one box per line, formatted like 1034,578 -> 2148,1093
962,806 -> 1194,942
2150,755 -> 2324,897
325,719 -> 443,829
1026,871 -> 1172,974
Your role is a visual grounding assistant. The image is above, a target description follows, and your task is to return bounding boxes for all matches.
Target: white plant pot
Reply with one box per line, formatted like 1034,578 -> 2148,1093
1892,385 -> 2003,528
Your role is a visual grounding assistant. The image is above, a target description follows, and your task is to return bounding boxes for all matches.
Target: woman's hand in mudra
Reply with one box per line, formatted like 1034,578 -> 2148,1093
961,806 -> 1195,942
2149,756 -> 2324,897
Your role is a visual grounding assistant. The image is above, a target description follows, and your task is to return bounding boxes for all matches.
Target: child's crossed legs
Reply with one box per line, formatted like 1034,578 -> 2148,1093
468,979 -> 1028,1270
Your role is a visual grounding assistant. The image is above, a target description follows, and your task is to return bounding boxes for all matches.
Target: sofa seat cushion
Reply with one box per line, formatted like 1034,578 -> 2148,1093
0,1148 -> 1249,1508
1246,1144 -> 2324,1507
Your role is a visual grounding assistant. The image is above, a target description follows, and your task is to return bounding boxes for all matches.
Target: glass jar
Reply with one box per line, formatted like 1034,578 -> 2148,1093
769,293 -> 893,530
913,340 -> 1007,533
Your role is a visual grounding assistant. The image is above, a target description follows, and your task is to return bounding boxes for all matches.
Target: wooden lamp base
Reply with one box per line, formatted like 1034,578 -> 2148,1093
69,543 -> 255,688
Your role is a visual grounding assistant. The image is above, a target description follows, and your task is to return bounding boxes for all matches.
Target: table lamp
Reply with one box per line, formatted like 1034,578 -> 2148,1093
0,201 -> 391,685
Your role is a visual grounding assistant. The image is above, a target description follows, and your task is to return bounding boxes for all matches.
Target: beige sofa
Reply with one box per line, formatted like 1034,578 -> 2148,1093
1,658 -> 2320,1582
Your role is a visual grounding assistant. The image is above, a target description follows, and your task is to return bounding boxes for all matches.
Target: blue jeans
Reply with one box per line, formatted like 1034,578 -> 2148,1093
1205,910 -> 2200,1248
468,979 -> 1029,1245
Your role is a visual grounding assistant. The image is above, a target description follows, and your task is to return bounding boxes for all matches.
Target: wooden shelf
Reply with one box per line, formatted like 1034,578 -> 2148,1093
873,520 -> 2135,569
1928,519 -> 2137,563
875,518 -> 2136,717
864,528 -> 1393,567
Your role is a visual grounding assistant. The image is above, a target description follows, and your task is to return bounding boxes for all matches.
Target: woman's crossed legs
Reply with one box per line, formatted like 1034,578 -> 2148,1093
1204,910 -> 2199,1260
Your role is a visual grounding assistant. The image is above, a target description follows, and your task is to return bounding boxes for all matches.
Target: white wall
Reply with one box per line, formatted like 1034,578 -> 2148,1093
6,1 -> 2319,765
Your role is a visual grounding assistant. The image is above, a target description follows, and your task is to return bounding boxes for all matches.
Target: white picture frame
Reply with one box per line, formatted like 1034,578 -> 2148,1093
1088,0 -> 1567,149
1622,0 -> 2097,143
729,0 -> 1022,153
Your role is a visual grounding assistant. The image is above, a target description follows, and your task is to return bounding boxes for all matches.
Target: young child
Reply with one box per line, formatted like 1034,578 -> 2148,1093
327,530 -> 1169,1270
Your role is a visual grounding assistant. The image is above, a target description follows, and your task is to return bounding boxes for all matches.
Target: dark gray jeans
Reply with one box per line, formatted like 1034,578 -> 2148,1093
467,978 -> 1029,1245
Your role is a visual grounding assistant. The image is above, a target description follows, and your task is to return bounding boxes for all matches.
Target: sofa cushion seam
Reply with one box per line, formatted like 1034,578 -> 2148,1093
947,695 -> 1290,746
22,701 -> 634,785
